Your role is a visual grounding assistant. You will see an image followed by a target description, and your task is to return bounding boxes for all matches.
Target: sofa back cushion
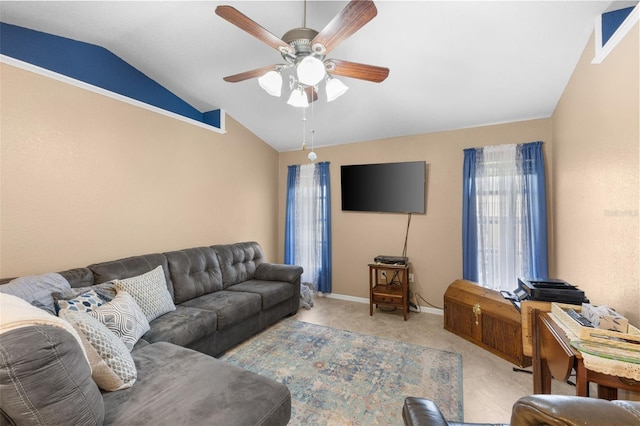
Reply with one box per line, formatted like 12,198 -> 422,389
165,247 -> 223,304
214,242 -> 265,288
88,253 -> 175,300
59,267 -> 96,288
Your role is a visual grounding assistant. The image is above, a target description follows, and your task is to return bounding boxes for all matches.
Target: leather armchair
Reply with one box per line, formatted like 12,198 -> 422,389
402,395 -> 640,426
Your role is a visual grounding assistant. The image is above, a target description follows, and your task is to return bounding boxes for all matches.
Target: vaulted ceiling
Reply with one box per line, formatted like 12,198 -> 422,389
0,1 -> 627,152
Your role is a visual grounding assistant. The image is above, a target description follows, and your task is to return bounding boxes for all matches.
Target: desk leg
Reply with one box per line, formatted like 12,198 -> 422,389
575,361 -> 589,397
532,309 -> 551,394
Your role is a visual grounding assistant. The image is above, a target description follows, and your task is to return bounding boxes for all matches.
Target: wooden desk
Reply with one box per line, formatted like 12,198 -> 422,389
532,309 -> 640,400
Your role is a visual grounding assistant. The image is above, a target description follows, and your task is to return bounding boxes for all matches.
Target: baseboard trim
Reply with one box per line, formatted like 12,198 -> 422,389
322,292 -> 443,316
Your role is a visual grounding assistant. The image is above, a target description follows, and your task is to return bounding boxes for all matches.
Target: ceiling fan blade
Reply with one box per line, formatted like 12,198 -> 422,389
311,0 -> 378,55
305,86 -> 319,103
327,59 -> 389,83
216,5 -> 292,54
223,65 -> 279,83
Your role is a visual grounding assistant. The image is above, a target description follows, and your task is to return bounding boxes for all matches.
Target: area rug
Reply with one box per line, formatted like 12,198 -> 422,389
219,319 -> 463,425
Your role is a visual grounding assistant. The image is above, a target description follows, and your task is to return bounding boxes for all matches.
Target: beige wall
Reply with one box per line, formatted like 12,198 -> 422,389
278,119 -> 553,308
552,24 -> 639,325
0,63 -> 280,277
2,22 -> 637,327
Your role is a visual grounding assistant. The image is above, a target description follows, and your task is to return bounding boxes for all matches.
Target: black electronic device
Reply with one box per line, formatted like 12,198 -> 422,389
341,161 -> 426,213
374,255 -> 408,265
565,308 -> 594,328
517,277 -> 588,304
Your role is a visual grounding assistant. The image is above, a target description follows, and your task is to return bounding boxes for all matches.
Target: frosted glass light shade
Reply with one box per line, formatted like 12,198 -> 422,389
325,77 -> 349,102
296,56 -> 326,86
258,71 -> 282,97
308,151 -> 317,161
287,87 -> 309,108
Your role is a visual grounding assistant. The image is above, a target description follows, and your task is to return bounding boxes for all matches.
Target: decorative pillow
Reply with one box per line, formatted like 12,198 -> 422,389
88,291 -> 150,351
59,310 -> 137,391
114,266 -> 175,322
55,289 -> 105,314
0,272 -> 71,315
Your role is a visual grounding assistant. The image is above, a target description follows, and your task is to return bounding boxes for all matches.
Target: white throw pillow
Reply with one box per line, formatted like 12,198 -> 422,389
114,266 -> 175,322
88,290 -> 150,351
60,310 -> 137,391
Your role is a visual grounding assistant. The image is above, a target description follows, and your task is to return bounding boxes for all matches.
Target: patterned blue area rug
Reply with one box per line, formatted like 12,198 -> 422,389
219,319 -> 463,425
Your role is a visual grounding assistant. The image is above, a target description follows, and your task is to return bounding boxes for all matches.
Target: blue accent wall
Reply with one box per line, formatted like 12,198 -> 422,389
602,6 -> 635,46
0,22 -> 221,130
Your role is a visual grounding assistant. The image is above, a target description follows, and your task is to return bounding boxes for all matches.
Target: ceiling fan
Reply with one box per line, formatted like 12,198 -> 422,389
215,0 -> 389,106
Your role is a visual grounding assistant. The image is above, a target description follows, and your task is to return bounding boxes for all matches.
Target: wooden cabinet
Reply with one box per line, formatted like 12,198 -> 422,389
369,263 -> 409,321
444,279 -> 531,367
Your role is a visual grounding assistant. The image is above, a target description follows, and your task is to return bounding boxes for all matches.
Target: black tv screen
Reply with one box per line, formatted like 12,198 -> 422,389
341,161 -> 426,213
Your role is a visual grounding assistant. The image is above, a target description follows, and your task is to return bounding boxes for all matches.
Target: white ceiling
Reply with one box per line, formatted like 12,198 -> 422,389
0,1 -> 626,152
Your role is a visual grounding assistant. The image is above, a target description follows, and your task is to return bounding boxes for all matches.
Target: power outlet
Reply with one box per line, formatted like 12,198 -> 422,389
409,273 -> 415,283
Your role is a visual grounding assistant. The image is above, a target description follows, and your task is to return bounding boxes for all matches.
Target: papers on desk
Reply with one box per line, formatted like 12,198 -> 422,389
551,303 -> 640,352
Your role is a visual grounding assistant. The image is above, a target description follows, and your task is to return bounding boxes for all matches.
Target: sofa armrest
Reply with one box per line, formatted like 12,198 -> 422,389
512,395 -> 640,426
254,263 -> 303,283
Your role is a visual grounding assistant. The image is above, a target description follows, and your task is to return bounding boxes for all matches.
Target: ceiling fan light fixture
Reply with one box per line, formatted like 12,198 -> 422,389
296,56 -> 326,86
325,76 -> 349,102
258,70 -> 282,97
287,87 -> 309,108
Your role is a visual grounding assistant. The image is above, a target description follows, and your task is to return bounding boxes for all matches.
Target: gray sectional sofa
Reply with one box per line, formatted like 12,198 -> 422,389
0,241 -> 303,425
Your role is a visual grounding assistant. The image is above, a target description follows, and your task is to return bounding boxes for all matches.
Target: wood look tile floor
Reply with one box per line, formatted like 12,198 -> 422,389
295,296 -> 575,424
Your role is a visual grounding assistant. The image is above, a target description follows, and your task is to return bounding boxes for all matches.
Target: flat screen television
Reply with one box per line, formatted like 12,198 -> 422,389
341,161 -> 426,213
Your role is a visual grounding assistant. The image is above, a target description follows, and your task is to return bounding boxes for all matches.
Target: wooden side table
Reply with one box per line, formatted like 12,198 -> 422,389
532,309 -> 640,399
369,263 -> 409,321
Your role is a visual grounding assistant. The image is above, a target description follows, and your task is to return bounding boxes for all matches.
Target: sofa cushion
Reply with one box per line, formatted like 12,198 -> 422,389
115,265 -> 176,322
102,342 -> 291,426
214,242 -> 265,288
142,305 -> 217,347
164,246 -> 223,304
88,252 -> 175,299
180,290 -> 261,330
226,280 -> 294,310
0,325 -> 104,426
88,290 -> 150,351
60,310 -> 137,391
0,272 -> 71,314
59,267 -> 95,288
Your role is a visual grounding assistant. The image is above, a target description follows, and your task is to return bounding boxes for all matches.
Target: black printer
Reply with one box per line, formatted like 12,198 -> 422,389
515,277 -> 588,304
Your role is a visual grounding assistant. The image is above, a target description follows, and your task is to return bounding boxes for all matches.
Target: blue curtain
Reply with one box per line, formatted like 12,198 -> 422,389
462,142 -> 549,282
520,142 -> 549,278
462,148 -> 478,282
316,162 -> 332,293
284,165 -> 298,265
284,162 -> 332,293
